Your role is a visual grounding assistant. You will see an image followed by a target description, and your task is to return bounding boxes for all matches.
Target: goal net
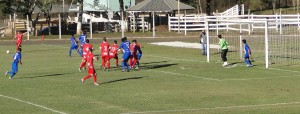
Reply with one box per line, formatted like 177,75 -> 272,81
205,19 -> 300,68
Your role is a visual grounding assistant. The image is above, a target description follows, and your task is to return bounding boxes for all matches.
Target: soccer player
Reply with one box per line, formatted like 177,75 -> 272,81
118,37 -> 131,72
136,42 -> 143,69
79,39 -> 93,71
69,34 -> 82,57
108,40 -> 119,68
78,31 -> 87,54
15,31 -> 24,50
218,34 -> 229,66
242,39 -> 253,67
81,48 -> 99,85
129,40 -> 142,69
100,37 -> 110,70
5,48 -> 22,79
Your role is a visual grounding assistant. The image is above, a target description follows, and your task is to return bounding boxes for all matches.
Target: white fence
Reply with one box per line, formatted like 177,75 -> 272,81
168,14 -> 300,34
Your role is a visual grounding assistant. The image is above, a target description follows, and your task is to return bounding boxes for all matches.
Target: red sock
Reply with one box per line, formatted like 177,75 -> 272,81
93,75 -> 97,83
133,59 -> 138,68
116,59 -> 118,66
129,58 -> 133,67
83,75 -> 91,81
107,61 -> 110,69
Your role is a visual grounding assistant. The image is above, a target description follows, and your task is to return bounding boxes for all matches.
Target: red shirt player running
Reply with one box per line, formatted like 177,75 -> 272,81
79,39 -> 93,71
108,40 -> 119,68
15,31 -> 24,50
100,37 -> 110,70
81,48 -> 99,85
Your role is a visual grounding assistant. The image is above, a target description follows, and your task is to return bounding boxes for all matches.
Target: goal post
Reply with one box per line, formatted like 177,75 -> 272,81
205,18 -> 300,68
205,19 -> 270,68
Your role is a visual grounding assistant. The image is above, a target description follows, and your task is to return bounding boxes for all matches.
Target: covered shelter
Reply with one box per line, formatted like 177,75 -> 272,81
126,0 -> 194,37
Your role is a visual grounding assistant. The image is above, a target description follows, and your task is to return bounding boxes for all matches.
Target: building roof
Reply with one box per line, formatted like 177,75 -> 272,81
68,0 -> 135,12
126,0 -> 194,12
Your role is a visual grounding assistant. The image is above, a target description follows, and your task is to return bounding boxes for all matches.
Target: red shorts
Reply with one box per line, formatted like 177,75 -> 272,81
16,43 -> 21,46
88,68 -> 96,75
102,55 -> 109,60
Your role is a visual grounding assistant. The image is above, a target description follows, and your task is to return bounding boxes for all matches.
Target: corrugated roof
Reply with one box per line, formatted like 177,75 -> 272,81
127,0 -> 194,12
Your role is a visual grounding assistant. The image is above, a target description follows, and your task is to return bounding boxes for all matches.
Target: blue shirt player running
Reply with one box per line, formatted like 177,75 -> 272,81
78,32 -> 87,54
5,48 -> 22,79
69,34 -> 82,57
119,37 -> 131,72
242,39 -> 253,67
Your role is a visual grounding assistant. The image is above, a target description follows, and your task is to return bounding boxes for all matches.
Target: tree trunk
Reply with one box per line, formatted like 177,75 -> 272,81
77,0 -> 83,35
272,0 -> 276,14
199,0 -> 203,14
47,15 -> 51,35
32,13 -> 40,36
206,0 -> 212,15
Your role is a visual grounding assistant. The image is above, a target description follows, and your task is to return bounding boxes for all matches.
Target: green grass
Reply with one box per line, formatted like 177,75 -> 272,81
1,38 -> 300,114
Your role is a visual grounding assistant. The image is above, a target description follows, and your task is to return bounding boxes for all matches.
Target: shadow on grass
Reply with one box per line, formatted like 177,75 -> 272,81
26,48 -> 61,52
17,73 -> 73,79
140,63 -> 178,70
142,61 -> 169,65
100,76 -> 149,85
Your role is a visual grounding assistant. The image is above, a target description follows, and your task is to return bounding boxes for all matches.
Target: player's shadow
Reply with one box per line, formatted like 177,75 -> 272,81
17,73 -> 73,79
142,61 -> 169,65
141,63 -> 178,70
100,76 -> 148,85
27,48 -> 60,52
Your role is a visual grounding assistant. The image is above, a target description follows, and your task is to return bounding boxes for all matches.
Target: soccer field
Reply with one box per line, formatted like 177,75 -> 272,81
1,37 -> 300,114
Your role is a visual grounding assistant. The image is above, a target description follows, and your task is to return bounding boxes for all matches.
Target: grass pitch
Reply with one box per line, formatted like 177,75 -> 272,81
1,37 -> 300,114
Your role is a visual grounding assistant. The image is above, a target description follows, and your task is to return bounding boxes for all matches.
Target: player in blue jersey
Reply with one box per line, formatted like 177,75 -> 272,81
69,34 -> 82,57
242,39 -> 253,67
78,31 -> 87,54
118,37 -> 131,72
5,48 -> 22,79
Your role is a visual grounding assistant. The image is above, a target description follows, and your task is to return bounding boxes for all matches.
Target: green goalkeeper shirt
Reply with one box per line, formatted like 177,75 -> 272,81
219,38 -> 228,50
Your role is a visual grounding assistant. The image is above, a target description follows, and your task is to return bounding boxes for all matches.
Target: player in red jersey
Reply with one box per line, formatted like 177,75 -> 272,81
99,37 -> 110,70
81,48 -> 99,85
15,31 -> 24,50
129,42 -> 135,68
108,40 -> 119,69
79,39 -> 93,71
130,40 -> 141,69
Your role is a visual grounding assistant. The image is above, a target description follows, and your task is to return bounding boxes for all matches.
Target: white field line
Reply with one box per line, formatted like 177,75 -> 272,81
149,70 -> 222,81
150,70 -> 300,81
0,93 -> 67,114
145,54 -> 300,74
145,55 -> 204,62
122,101 -> 300,114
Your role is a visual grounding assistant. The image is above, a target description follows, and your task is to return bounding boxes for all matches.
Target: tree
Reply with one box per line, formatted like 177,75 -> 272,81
0,0 -> 14,17
37,0 -> 56,35
77,0 -> 83,35
14,0 -> 37,22
206,0 -> 212,15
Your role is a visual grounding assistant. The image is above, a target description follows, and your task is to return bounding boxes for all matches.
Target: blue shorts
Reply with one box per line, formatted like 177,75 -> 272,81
12,62 -> 18,72
244,53 -> 250,59
137,54 -> 142,60
122,52 -> 131,62
70,45 -> 78,50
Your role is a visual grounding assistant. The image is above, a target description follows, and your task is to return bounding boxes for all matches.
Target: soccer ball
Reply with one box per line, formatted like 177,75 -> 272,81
6,50 -> 9,54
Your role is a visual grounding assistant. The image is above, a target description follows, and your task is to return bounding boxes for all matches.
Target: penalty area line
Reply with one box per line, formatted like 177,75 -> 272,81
150,70 -> 300,81
122,101 -> 300,114
0,93 -> 67,114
